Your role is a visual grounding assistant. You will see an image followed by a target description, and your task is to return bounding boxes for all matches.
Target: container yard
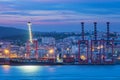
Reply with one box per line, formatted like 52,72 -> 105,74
0,22 -> 119,65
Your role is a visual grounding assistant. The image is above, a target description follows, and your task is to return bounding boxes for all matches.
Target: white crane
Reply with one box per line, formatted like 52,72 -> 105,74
27,22 -> 33,43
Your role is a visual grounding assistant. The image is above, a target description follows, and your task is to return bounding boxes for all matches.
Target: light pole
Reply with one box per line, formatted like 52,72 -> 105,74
67,48 -> 70,57
4,49 -> 10,58
48,49 -> 54,58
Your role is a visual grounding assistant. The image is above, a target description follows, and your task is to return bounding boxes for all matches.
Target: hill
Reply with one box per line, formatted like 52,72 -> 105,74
0,26 -> 29,41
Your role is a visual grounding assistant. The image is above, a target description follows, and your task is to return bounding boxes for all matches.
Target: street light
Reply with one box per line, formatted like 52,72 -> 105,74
80,55 -> 86,61
66,48 -> 70,55
48,49 -> 55,59
4,49 -> 10,58
63,55 -> 67,58
97,45 -> 104,50
100,45 -> 104,48
49,49 -> 54,54
92,48 -> 94,51
4,49 -> 10,55
67,48 -> 70,51
97,46 -> 101,50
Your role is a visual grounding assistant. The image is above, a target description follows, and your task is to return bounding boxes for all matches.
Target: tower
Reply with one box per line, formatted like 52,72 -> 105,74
78,22 -> 89,64
27,22 -> 33,43
81,22 -> 84,40
107,22 -> 110,41
26,22 -> 39,59
94,22 -> 97,41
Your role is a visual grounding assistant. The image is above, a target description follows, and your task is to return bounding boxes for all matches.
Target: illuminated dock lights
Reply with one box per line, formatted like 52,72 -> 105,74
80,55 -> 86,61
49,49 -> 54,54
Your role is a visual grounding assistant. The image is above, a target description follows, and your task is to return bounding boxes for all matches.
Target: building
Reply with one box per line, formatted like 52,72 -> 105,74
42,37 -> 55,45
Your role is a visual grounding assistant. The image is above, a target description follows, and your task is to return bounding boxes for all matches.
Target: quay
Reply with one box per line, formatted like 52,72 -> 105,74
0,58 -> 119,65
0,22 -> 120,65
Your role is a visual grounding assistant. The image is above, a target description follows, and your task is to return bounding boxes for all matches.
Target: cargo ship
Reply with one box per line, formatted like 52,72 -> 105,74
0,58 -> 116,65
9,58 -> 64,65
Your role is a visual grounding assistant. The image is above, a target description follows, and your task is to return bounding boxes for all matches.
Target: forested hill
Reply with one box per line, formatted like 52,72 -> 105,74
0,26 -> 29,41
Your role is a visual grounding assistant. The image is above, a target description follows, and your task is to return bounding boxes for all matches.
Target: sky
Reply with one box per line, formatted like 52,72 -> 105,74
0,0 -> 120,32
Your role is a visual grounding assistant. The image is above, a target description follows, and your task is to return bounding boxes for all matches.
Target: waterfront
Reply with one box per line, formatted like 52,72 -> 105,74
0,65 -> 120,80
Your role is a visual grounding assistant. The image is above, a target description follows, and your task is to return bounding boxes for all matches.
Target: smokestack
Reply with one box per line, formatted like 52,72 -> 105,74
81,22 -> 84,40
94,22 -> 97,40
107,22 -> 110,41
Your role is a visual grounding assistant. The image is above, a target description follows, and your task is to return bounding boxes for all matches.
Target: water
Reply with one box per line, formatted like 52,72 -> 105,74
0,65 -> 120,80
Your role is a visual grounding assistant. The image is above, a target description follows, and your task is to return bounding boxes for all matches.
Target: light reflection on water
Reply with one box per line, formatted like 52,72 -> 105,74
17,66 -> 41,73
2,65 -> 11,72
0,65 -> 120,80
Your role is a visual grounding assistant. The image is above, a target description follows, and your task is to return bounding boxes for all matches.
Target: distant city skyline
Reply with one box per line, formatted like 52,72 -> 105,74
0,0 -> 120,32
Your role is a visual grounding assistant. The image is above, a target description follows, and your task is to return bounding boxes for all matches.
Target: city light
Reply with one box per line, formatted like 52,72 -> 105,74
71,55 -> 74,58
100,45 -> 104,48
80,55 -> 86,60
46,54 -> 49,57
49,49 -> 54,54
63,55 -> 67,58
92,48 -> 94,51
4,49 -> 10,55
25,53 -> 27,58
97,46 -> 101,50
97,45 -> 104,50
10,54 -> 17,58
67,48 -> 69,51
117,56 -> 120,60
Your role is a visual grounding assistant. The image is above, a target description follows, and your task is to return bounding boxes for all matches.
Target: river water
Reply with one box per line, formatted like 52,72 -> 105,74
0,65 -> 120,80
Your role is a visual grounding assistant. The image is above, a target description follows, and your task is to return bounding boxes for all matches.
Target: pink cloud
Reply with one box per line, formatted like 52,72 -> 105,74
0,10 -> 119,25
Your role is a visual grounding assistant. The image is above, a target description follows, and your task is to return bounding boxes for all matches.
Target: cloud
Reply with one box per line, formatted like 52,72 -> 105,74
0,9 -> 120,26
0,0 -> 120,31
30,0 -> 120,3
0,0 -> 12,2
